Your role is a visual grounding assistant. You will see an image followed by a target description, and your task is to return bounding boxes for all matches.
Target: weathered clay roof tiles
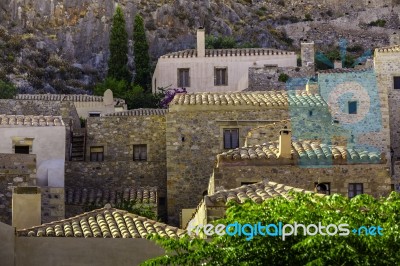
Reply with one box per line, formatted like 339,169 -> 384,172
171,91 -> 327,107
207,181 -> 316,205
219,140 -> 382,164
66,187 -> 157,206
0,115 -> 64,127
161,48 -> 295,58
17,207 -> 185,239
15,94 -> 125,105
103,109 -> 167,116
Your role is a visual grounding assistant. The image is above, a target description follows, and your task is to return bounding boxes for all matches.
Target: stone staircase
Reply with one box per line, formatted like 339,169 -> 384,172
70,130 -> 86,161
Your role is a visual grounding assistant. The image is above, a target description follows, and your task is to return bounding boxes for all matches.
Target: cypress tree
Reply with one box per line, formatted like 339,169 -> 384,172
107,6 -> 131,83
133,14 -> 151,91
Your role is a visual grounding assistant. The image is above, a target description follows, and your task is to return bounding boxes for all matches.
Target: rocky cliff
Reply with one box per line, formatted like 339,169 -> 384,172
0,0 -> 399,93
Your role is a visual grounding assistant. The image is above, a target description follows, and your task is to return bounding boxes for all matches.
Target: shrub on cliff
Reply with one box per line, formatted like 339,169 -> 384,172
133,14 -> 151,92
0,80 -> 16,99
107,6 -> 131,83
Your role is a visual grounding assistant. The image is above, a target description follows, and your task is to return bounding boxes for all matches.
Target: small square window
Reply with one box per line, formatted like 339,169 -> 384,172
177,68 -> 190,87
394,76 -> 400,89
348,183 -> 363,198
348,101 -> 357,114
223,128 -> 239,149
90,146 -> 104,162
133,144 -> 147,161
215,68 -> 228,86
314,182 -> 330,195
15,145 -> 30,154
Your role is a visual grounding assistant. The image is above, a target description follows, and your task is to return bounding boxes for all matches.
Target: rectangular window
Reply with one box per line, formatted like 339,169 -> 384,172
215,68 -> 228,86
348,101 -> 357,114
223,129 -> 239,149
394,76 -> 400,89
15,145 -> 30,154
177,68 -> 190,87
348,183 -> 363,198
90,146 -> 104,162
314,182 -> 330,195
89,112 -> 101,117
133,144 -> 147,161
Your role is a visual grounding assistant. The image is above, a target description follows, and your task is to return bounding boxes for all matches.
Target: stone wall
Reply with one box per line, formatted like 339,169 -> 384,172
247,66 -> 315,91
67,114 -> 167,219
318,69 -> 391,159
374,50 -> 400,164
41,187 -> 65,224
212,163 -> 391,198
0,153 -> 36,224
166,108 -> 290,225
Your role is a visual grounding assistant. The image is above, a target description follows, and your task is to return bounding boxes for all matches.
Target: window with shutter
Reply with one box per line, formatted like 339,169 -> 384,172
215,67 -> 228,86
90,146 -> 104,162
133,144 -> 147,161
348,183 -> 363,198
178,68 -> 190,87
223,128 -> 239,149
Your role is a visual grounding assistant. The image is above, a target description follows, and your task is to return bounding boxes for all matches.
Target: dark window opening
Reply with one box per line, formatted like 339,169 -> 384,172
215,68 -> 228,86
348,101 -> 357,114
158,197 -> 166,206
90,146 -> 104,162
348,183 -> 363,198
394,76 -> 400,89
241,182 -> 257,186
178,68 -> 190,87
309,110 -> 313,117
15,146 -> 29,154
89,112 -> 101,117
314,182 -> 330,195
223,128 -> 239,149
133,144 -> 147,161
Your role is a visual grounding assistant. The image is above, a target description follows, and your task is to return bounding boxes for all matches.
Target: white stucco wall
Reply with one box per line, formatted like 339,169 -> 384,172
0,126 -> 66,187
152,52 -> 297,92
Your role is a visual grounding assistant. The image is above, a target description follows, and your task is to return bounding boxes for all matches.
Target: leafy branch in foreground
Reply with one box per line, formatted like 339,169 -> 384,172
142,192 -> 400,265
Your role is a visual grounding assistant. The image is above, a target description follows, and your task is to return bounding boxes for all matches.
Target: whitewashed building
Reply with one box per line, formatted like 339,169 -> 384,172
152,28 -> 297,93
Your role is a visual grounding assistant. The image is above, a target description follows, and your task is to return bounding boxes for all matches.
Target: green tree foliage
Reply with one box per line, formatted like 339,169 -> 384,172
278,73 -> 289,82
133,14 -> 151,91
107,6 -> 131,83
205,35 -> 259,49
0,80 -> 17,99
94,79 -> 164,109
143,192 -> 400,265
84,198 -> 157,220
315,49 -> 355,70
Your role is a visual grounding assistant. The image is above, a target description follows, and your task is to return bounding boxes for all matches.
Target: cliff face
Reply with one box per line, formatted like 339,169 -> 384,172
0,0 -> 399,93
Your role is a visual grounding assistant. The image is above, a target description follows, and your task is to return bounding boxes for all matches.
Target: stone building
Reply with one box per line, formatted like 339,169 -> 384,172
152,28 -> 297,93
166,91 -> 328,225
210,131 -> 390,198
374,44 -> 400,190
317,68 -> 391,159
186,181 -> 316,229
15,89 -> 126,119
0,115 -> 67,224
65,109 -> 168,219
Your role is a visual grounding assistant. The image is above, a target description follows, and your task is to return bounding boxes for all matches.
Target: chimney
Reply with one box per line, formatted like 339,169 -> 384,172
197,27 -> 205,57
12,187 -> 41,229
300,41 -> 315,67
334,60 -> 342,69
278,127 -> 292,159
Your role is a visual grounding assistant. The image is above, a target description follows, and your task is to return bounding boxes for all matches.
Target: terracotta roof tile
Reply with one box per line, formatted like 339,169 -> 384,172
219,140 -> 382,164
207,181 -> 316,205
103,109 -> 167,116
170,91 -> 326,107
318,68 -> 372,74
0,115 -> 64,127
15,94 -> 125,105
66,187 -> 157,206
18,207 -> 185,238
161,48 -> 295,58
